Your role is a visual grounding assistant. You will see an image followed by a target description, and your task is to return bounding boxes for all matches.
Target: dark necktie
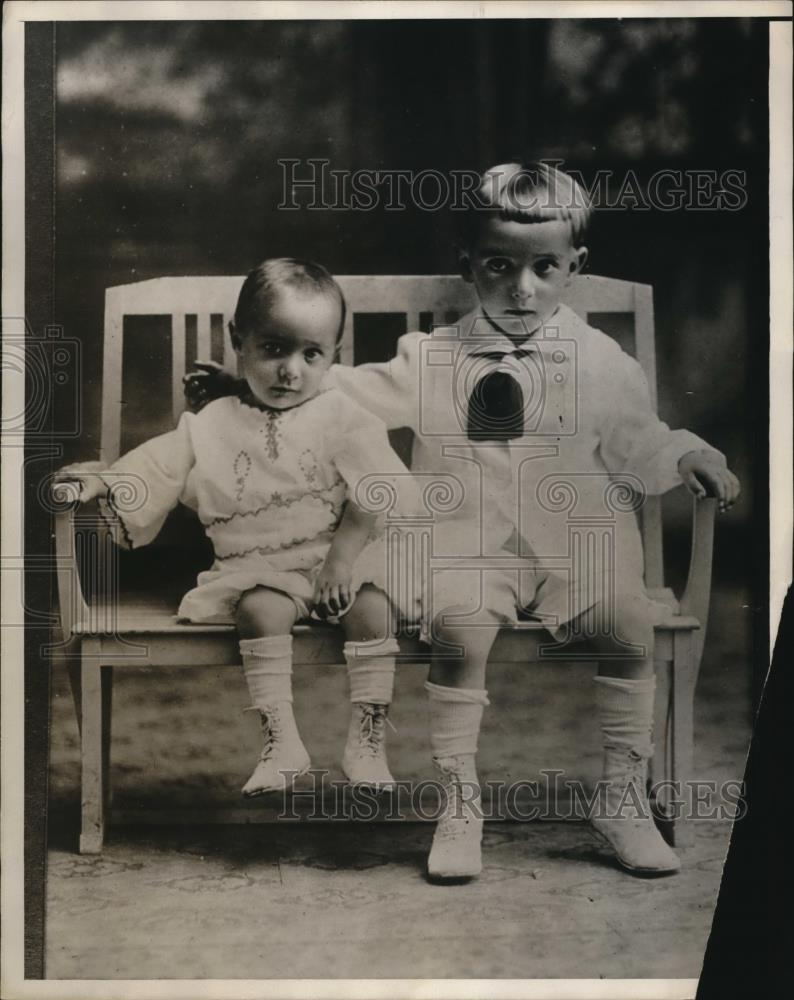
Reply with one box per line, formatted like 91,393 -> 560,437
467,349 -> 535,442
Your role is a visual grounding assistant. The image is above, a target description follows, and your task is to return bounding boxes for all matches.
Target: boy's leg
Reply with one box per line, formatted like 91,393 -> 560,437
340,584 -> 398,789
235,587 -> 309,797
570,589 -> 680,874
426,606 -> 500,880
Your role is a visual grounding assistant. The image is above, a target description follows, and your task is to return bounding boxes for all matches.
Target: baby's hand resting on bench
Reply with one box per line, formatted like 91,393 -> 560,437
52,461 -> 110,503
183,360 -> 244,413
678,450 -> 741,513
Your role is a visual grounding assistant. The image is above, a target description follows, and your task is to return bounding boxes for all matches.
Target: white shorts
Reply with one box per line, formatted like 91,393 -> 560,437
427,552 -> 666,642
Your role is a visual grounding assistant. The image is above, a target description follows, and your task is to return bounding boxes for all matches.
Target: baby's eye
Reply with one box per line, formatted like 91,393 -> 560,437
304,348 -> 324,362
534,259 -> 558,276
260,342 -> 285,358
485,257 -> 512,274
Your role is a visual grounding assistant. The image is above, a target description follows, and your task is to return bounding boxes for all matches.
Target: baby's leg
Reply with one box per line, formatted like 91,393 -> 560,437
235,587 -> 309,797
570,589 -> 680,875
339,584 -> 398,789
425,604 -> 501,881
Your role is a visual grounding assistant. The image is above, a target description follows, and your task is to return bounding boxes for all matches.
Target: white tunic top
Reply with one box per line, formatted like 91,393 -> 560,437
99,388 -> 421,623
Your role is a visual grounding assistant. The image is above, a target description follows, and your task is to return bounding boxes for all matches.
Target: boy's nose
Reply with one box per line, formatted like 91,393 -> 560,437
513,269 -> 535,300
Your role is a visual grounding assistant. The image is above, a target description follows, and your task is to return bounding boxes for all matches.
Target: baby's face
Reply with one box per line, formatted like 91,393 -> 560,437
462,217 -> 587,340
235,287 -> 340,409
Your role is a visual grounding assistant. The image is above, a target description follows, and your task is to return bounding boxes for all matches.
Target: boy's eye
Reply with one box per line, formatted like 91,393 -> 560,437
260,342 -> 285,357
304,348 -> 324,362
535,259 -> 558,276
485,257 -> 512,274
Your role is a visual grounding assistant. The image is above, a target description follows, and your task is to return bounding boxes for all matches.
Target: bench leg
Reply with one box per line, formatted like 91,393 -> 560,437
650,657 -> 671,791
102,666 -> 114,815
66,656 -> 82,735
79,642 -> 106,854
670,629 -> 697,849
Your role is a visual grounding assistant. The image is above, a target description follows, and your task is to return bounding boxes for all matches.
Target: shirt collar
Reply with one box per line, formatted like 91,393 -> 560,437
438,305 -> 571,358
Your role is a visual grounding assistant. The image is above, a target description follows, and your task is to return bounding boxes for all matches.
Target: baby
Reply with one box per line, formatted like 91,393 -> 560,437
57,258 -> 421,797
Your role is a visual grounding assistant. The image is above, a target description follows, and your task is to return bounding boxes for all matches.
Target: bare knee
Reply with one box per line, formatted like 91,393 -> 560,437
236,587 -> 299,639
432,606 -> 501,662
342,584 -> 393,642
588,590 -> 654,657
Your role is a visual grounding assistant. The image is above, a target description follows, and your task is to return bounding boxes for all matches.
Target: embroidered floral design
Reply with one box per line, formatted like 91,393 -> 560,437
260,411 -> 281,461
215,528 -> 337,562
207,483 -> 344,529
298,449 -> 321,488
233,451 -> 252,501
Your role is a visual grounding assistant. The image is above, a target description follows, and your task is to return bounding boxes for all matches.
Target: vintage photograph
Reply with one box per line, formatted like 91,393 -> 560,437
2,1 -> 790,994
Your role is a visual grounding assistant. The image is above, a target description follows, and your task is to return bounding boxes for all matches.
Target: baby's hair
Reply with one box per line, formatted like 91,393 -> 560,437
233,258 -> 347,342
459,160 -> 592,249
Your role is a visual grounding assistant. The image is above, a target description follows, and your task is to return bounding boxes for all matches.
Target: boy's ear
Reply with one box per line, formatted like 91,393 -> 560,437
229,321 -> 242,352
570,246 -> 588,277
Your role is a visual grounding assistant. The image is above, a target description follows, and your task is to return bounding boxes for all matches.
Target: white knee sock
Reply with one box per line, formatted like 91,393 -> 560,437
593,675 -> 655,756
425,680 -> 490,760
344,637 -> 399,704
240,634 -> 293,708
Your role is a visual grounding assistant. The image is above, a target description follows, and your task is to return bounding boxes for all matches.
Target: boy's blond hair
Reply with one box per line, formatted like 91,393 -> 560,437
460,160 -> 592,249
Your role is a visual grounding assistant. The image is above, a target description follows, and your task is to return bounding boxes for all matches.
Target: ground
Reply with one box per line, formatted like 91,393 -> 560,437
45,583 -> 754,980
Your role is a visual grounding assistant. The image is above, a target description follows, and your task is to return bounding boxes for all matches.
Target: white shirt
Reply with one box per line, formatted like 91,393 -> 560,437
327,305 -> 716,583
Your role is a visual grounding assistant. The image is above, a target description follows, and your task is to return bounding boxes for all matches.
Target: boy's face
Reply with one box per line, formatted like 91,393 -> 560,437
233,286 -> 340,409
460,217 -> 588,339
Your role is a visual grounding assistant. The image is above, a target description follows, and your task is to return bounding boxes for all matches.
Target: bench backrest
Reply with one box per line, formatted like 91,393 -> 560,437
101,273 -> 662,586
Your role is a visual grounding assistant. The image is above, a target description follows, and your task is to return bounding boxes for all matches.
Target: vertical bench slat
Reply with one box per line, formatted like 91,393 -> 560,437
197,313 -> 211,365
172,312 -> 186,425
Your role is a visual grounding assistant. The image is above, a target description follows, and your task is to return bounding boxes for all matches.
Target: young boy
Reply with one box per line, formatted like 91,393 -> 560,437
186,162 -> 740,880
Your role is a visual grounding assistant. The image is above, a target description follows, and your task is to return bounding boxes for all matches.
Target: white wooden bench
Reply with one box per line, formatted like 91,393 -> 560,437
52,273 -> 715,853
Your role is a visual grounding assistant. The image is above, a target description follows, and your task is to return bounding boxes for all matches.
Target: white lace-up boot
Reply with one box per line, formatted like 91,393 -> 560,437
342,702 -> 395,789
427,753 -> 484,879
425,681 -> 489,880
591,675 -> 681,875
342,638 -> 398,790
239,635 -> 310,797
242,703 -> 312,797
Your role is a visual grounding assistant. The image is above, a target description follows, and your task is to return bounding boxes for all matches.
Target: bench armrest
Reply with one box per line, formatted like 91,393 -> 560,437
679,496 -> 717,662
52,483 -> 90,642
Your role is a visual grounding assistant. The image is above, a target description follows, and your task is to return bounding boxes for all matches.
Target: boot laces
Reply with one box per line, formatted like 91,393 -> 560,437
357,704 -> 387,757
612,747 -> 647,787
259,708 -> 284,762
435,757 -> 480,835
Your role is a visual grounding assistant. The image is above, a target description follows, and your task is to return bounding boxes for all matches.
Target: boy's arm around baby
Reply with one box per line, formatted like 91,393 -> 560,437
325,331 -> 424,431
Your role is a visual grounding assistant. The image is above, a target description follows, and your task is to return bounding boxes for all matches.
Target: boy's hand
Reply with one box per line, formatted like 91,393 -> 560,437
52,461 -> 109,504
183,361 -> 242,413
678,450 -> 741,512
313,557 -> 354,620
